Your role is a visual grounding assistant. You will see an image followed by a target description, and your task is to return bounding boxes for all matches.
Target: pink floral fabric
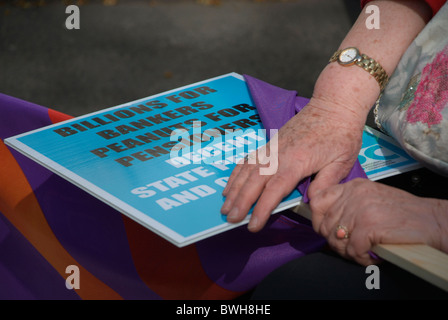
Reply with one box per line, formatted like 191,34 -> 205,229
406,45 -> 448,127
376,2 -> 448,176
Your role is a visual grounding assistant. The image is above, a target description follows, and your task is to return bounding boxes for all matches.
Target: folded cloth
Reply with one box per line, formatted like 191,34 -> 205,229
244,74 -> 368,202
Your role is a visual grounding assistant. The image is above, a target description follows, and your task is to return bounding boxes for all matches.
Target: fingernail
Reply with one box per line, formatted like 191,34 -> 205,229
248,216 -> 258,231
221,200 -> 232,214
227,207 -> 239,222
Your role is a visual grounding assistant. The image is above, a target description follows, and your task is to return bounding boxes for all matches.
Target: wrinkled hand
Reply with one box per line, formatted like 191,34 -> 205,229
311,178 -> 446,266
220,98 -> 366,232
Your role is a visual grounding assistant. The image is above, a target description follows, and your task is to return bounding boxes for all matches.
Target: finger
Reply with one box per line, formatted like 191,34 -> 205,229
222,151 -> 258,196
309,184 -> 345,235
225,169 -> 270,224
247,172 -> 300,232
325,216 -> 360,261
327,234 -> 351,260
346,229 -> 379,266
222,161 -> 244,196
348,221 -> 427,266
221,164 -> 258,214
315,185 -> 355,259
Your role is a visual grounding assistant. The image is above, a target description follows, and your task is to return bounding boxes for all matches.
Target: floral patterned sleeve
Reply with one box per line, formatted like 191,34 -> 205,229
361,0 -> 447,16
374,4 -> 448,176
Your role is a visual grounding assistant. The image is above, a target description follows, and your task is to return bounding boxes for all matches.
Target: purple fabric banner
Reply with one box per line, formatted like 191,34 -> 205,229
243,75 -> 367,202
0,75 -> 366,299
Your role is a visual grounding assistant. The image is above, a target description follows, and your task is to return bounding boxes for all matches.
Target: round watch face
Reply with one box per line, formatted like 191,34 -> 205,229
339,47 -> 359,65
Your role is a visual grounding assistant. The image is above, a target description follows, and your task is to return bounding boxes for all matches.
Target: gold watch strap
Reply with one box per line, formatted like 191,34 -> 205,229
330,49 -> 389,91
329,50 -> 342,63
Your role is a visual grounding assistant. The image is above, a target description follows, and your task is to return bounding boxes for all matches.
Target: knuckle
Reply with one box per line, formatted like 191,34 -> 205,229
318,221 -> 331,238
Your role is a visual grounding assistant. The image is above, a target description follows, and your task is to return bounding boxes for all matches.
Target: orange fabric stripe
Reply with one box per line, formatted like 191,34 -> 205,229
0,142 -> 122,300
122,216 -> 240,300
48,109 -> 74,123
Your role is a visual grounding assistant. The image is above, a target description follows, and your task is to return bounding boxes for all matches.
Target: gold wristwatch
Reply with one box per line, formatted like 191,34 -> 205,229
329,47 -> 389,91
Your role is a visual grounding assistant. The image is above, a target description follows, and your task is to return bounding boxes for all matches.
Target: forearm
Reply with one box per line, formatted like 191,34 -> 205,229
433,199 -> 448,254
311,0 -> 432,124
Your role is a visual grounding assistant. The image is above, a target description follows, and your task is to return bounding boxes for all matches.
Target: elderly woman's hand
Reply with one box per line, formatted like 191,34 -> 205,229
220,96 -> 367,232
310,178 -> 448,266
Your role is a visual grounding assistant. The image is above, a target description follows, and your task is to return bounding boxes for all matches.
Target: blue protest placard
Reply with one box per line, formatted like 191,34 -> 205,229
4,73 -> 420,247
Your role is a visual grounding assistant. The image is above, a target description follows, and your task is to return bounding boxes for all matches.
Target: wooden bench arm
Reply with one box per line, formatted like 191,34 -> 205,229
292,202 -> 448,292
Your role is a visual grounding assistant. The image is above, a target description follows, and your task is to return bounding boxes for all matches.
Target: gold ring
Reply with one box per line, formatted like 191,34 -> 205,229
336,225 -> 349,239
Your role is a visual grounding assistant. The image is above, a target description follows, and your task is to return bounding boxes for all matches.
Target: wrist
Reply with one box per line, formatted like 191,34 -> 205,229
311,61 -> 380,123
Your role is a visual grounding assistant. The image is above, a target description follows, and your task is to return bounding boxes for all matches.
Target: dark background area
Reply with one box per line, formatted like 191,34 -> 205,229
1,0 -> 366,120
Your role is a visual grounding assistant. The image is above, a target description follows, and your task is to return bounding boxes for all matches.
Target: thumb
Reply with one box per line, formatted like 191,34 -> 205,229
307,162 -> 348,200
308,179 -> 345,235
